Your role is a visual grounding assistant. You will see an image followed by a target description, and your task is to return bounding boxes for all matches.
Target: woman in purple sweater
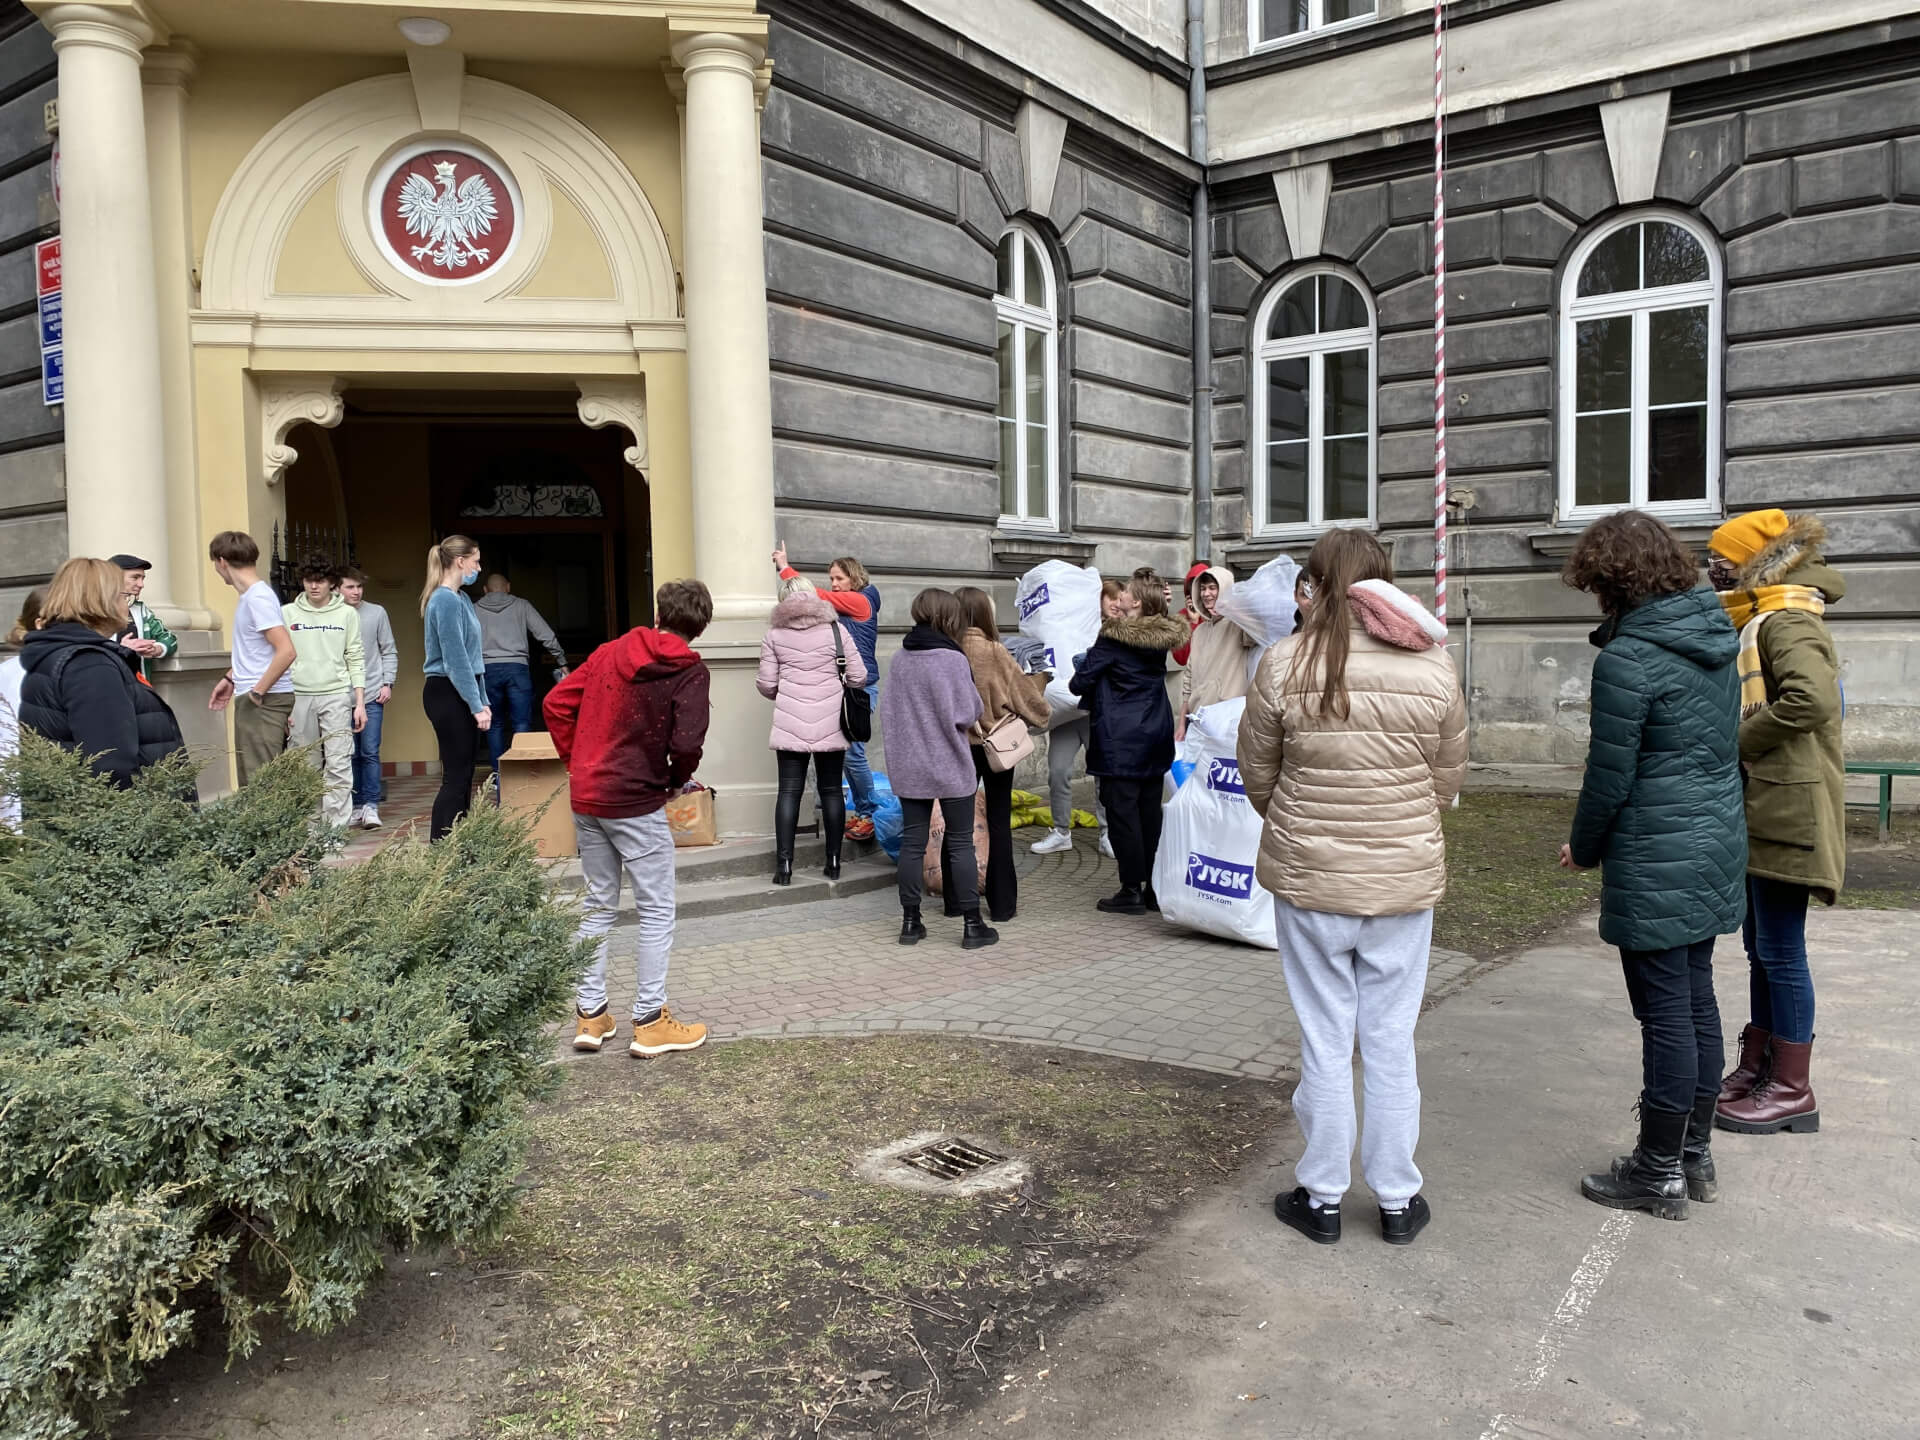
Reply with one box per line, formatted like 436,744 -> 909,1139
879,589 -> 994,949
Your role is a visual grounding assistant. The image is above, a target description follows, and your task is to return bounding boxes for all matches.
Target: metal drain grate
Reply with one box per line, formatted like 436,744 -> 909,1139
898,1137 -> 1007,1180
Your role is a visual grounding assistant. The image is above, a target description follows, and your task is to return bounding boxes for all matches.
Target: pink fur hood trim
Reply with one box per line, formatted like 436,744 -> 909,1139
1348,579 -> 1447,651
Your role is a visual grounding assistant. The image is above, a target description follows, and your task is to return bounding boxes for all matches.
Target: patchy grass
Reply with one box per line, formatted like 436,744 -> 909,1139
1439,792 -> 1600,956
479,1037 -> 1279,1438
1839,809 -> 1920,910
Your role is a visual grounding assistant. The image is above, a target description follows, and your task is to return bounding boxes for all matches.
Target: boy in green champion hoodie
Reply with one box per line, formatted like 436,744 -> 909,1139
283,553 -> 367,827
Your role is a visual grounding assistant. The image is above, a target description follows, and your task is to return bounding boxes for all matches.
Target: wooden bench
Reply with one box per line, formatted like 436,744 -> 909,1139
1845,762 -> 1920,842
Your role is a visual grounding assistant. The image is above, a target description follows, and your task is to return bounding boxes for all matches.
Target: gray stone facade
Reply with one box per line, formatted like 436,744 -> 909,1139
0,1 -> 60,633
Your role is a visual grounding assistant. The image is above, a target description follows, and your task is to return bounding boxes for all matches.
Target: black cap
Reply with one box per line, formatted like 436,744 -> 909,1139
107,554 -> 152,571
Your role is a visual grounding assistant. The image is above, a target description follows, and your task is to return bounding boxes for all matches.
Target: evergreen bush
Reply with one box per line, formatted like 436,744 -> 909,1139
0,740 -> 583,1438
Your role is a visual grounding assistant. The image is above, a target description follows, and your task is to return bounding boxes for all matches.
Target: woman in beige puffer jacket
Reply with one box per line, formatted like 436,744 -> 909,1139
1236,529 -> 1466,1250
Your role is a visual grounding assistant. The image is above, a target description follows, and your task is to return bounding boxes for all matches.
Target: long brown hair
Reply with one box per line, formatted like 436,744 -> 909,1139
6,587 -> 45,646
952,585 -> 997,641
419,534 -> 480,617
1292,529 -> 1394,719
1126,574 -> 1169,618
910,588 -> 968,647
1562,509 -> 1699,617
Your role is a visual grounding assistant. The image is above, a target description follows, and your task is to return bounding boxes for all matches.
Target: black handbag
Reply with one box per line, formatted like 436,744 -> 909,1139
832,623 -> 872,743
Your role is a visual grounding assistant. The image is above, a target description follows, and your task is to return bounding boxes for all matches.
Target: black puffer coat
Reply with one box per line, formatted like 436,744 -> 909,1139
18,623 -> 187,786
1068,613 -> 1186,780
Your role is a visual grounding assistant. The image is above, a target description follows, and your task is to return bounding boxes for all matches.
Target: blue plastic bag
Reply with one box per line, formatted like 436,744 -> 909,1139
847,771 -> 905,860
1170,759 -> 1196,792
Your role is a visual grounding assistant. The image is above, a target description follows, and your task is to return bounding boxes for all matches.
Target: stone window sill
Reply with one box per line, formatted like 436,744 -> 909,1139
990,531 -> 1099,574
1527,521 -> 1721,560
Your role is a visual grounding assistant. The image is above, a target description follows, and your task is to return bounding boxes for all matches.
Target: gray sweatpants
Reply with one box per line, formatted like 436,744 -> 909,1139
1045,716 -> 1105,832
1274,899 -> 1433,1209
574,809 -> 676,1020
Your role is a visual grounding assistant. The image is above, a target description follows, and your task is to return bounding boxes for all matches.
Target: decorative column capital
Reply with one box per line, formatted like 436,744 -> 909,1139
668,27 -> 767,73
142,41 -> 199,91
260,377 -> 344,487
577,381 -> 649,474
42,3 -> 156,57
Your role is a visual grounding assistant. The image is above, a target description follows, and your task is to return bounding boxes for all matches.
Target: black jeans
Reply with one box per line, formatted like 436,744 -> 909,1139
972,746 -> 1017,921
1098,776 -> 1163,890
423,675 -> 479,841
774,750 -> 845,868
897,795 -> 978,914
1618,938 -> 1726,1114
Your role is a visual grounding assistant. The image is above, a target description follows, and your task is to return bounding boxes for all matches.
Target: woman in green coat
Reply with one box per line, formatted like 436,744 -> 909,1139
1706,509 -> 1844,1138
1560,511 -> 1747,1220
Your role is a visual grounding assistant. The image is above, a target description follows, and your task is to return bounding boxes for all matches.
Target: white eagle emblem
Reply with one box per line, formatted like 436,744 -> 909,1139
396,159 -> 499,272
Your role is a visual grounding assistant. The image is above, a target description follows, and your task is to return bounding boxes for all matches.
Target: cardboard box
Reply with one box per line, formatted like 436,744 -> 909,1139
664,787 -> 718,847
497,731 -> 576,858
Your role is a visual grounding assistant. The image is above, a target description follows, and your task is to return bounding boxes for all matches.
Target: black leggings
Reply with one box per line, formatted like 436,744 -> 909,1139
424,675 -> 480,841
971,746 -> 1017,921
1099,776 -> 1164,890
775,749 -> 846,868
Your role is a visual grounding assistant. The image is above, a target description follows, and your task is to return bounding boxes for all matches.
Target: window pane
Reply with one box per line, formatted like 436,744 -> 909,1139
1023,326 -> 1049,520
1648,407 -> 1708,504
1575,315 -> 1632,412
996,234 -> 1016,301
1270,281 -> 1314,340
1574,413 -> 1632,508
1266,442 -> 1309,525
1649,307 -> 1708,406
997,320 -> 1018,514
1577,224 -> 1640,297
1022,239 -> 1047,313
1266,355 -> 1309,445
1326,437 -> 1370,521
1320,275 -> 1367,333
1325,0 -> 1376,18
1644,223 -> 1709,288
1324,348 -> 1369,437
1259,0 -> 1309,41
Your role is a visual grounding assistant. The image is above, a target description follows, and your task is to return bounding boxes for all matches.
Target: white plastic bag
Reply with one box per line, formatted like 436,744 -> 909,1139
1217,554 -> 1302,686
1153,696 -> 1278,949
1014,560 -> 1103,728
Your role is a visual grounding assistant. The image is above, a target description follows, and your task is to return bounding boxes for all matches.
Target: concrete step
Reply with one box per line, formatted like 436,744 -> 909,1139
545,834 -> 893,917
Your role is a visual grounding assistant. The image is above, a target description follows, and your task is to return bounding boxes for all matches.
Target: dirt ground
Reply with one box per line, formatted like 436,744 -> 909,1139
116,1038 -> 1281,1440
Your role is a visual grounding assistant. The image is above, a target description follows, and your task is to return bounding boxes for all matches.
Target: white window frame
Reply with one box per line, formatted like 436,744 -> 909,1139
994,223 -> 1061,534
1248,0 -> 1380,53
1249,264 -> 1378,540
1557,211 -> 1723,526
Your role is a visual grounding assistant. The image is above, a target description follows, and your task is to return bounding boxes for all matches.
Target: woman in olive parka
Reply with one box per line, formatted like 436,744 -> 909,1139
1560,510 -> 1746,1221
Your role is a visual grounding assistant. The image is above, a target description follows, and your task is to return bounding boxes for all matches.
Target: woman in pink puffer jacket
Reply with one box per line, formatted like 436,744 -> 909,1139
758,579 -> 868,886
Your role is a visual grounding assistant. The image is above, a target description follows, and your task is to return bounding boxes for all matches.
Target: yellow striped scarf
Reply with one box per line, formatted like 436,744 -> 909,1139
1722,585 -> 1825,718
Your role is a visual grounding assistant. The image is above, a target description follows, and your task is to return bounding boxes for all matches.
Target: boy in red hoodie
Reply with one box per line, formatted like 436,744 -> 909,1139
545,579 -> 714,1058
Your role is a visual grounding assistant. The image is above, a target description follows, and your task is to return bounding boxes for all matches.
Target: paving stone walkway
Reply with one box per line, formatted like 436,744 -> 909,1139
568,830 -> 1483,1080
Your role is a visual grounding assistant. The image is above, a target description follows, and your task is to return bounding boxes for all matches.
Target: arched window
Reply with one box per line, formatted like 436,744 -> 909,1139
994,224 -> 1059,530
1250,267 -> 1376,537
1559,213 -> 1721,521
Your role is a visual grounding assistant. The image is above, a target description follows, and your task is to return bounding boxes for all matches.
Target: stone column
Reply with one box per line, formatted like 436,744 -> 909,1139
670,26 -> 780,835
44,4 -> 172,609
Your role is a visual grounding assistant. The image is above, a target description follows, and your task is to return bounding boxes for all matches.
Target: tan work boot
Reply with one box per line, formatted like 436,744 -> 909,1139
630,1005 -> 709,1058
573,1008 -> 618,1052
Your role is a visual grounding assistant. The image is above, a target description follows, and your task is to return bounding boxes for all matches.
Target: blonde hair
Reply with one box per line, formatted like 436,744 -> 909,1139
43,559 -> 128,635
419,535 -> 480,617
6,587 -> 45,646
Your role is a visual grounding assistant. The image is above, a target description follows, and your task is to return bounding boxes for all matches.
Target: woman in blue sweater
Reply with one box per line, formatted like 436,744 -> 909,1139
419,535 -> 490,839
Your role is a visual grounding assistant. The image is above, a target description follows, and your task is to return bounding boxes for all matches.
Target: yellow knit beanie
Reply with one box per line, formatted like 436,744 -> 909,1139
1709,508 -> 1790,566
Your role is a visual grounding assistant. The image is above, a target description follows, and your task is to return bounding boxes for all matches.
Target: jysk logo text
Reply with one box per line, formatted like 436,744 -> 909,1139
1206,758 -> 1245,795
1018,585 -> 1050,620
1186,852 -> 1254,900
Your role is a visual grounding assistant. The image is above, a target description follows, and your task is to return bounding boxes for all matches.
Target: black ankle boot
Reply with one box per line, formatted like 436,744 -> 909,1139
1615,1093 -> 1717,1202
772,853 -> 793,886
1097,886 -> 1147,915
1584,1102 -> 1689,1220
961,909 -> 999,949
824,850 -> 842,882
898,907 -> 927,946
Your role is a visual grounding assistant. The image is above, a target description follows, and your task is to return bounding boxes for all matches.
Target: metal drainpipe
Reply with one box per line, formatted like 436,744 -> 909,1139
1187,0 -> 1213,564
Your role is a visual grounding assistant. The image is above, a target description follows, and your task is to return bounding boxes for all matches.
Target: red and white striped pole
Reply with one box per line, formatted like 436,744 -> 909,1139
1431,0 -> 1449,626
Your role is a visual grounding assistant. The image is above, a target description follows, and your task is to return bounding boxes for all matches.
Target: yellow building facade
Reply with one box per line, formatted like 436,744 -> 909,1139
34,0 -> 782,826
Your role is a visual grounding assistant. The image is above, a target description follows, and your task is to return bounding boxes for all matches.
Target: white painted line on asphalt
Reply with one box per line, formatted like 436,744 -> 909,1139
1478,1210 -> 1635,1440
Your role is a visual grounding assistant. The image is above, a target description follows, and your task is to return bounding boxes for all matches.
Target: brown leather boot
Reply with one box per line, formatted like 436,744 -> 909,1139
1718,1025 -> 1770,1103
1716,1037 -> 1818,1134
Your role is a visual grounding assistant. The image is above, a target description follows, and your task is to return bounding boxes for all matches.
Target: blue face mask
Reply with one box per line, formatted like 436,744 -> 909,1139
461,568 -> 481,587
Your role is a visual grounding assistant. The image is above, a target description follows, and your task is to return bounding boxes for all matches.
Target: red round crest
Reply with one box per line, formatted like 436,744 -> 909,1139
375,147 -> 518,283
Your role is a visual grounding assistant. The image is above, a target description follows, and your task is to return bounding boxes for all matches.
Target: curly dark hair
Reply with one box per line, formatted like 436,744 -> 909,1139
1562,510 -> 1699,617
298,551 -> 340,584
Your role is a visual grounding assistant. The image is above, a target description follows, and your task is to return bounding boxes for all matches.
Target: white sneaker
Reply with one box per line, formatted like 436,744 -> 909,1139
1098,830 -> 1115,860
347,806 -> 365,829
361,805 -> 382,830
1030,829 -> 1073,855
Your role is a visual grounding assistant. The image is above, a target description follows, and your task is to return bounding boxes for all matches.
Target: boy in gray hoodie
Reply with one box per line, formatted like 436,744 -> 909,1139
473,574 -> 569,785
340,567 -> 398,829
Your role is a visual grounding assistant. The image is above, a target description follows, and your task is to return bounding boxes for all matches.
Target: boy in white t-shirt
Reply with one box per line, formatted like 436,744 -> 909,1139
206,530 -> 297,787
